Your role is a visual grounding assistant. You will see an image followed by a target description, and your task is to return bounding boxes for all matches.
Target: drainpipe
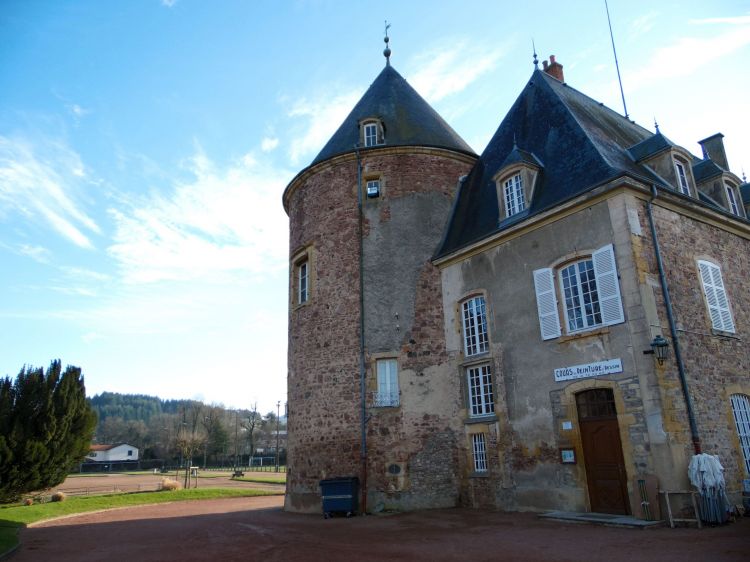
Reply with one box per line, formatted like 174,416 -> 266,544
354,145 -> 368,513
646,185 -> 701,454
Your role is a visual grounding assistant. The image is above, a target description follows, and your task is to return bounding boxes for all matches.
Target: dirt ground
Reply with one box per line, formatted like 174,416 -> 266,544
14,495 -> 750,562
51,471 -> 285,495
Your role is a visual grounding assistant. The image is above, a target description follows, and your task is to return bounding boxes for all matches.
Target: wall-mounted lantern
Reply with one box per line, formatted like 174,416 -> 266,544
643,335 -> 669,365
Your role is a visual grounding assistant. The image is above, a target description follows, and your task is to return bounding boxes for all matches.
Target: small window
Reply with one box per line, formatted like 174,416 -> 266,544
462,296 -> 488,356
533,244 -> 624,340
504,173 -> 525,217
726,184 -> 741,216
374,359 -> 399,407
472,433 -> 488,472
364,122 -> 379,147
366,179 -> 380,198
697,260 -> 735,333
297,259 -> 309,305
127,450 -> 133,456
88,452 -> 97,458
730,394 -> 750,475
467,364 -> 494,417
674,160 -> 691,196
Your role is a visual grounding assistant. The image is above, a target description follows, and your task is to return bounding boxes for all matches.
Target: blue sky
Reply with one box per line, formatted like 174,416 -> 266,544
2,1 -> 749,413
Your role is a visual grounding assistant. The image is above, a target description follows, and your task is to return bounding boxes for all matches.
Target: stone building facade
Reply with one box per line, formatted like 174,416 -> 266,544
284,52 -> 750,516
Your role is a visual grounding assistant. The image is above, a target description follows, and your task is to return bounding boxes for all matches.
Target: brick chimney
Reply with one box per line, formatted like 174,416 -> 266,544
542,54 -> 564,82
698,133 -> 729,170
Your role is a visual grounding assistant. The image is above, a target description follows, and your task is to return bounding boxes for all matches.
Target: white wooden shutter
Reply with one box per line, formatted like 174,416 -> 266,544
533,268 -> 561,340
731,394 -> 750,475
698,260 -> 735,333
377,359 -> 398,404
592,244 -> 625,326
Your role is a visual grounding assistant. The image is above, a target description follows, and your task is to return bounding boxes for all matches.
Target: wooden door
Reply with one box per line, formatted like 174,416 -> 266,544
577,389 -> 630,515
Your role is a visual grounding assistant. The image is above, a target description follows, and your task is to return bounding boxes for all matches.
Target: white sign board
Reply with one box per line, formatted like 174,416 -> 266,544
554,358 -> 623,382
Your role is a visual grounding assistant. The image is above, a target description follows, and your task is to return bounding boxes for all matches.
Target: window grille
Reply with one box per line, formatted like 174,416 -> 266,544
472,433 -> 488,472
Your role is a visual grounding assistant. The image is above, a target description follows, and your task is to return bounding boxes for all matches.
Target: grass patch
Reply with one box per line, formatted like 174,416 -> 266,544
233,475 -> 286,485
0,487 -> 281,556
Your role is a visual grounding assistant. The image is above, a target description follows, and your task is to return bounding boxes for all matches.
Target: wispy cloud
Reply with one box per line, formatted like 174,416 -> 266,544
624,23 -> 750,92
408,39 -> 508,103
161,0 -> 178,7
107,145 -> 292,284
629,11 -> 659,38
0,136 -> 100,249
18,244 -> 52,264
261,137 -> 279,152
286,89 -> 362,165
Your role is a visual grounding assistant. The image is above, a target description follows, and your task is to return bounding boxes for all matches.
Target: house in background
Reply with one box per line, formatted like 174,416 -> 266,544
82,443 -> 140,472
283,43 -> 750,518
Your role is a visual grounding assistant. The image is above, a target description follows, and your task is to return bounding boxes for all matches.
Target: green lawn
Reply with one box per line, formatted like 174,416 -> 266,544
233,475 -> 286,485
0,487 -> 282,556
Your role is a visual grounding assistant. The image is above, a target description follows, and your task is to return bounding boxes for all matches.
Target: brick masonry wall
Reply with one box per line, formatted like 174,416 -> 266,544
635,200 -> 750,490
285,148 -> 475,512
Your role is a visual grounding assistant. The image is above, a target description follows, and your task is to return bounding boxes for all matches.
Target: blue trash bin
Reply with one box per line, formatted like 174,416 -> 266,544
319,477 -> 359,518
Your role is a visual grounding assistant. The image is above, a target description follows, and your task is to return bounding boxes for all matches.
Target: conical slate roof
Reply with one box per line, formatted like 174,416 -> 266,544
311,65 -> 474,165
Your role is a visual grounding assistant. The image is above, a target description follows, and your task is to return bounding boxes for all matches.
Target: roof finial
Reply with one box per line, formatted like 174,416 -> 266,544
513,133 -> 518,148
532,39 -> 538,69
383,21 -> 391,66
654,117 -> 659,133
743,169 -> 747,183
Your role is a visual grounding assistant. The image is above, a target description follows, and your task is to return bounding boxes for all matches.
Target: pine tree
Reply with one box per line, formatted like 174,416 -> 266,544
0,360 -> 97,503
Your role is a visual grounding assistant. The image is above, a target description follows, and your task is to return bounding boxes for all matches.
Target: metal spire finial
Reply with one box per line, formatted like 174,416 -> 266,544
743,169 -> 747,183
383,21 -> 391,66
654,118 -> 659,133
532,39 -> 538,69
513,133 -> 517,148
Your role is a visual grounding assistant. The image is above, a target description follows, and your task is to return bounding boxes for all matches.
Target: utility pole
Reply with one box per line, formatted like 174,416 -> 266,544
275,400 -> 281,472
234,410 -> 239,471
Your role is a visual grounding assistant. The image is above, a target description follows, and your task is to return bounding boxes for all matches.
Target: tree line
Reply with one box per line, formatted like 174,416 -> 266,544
90,393 -> 286,467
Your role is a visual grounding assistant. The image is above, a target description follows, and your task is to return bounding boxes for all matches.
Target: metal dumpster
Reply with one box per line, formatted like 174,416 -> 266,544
319,477 -> 359,518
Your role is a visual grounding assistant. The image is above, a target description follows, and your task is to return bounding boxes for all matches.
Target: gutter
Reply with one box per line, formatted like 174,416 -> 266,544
646,184 -> 701,454
354,145 -> 368,513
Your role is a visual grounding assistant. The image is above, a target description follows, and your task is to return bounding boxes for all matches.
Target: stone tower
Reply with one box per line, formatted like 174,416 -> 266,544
283,56 -> 476,513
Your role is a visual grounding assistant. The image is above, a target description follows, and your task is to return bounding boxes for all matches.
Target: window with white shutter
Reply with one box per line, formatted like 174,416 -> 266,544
534,245 -> 624,339
374,359 -> 399,407
730,394 -> 750,475
697,260 -> 735,333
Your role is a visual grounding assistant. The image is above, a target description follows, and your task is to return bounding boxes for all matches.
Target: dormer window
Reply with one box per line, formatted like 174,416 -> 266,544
504,174 -> 525,217
725,183 -> 741,216
361,119 -> 384,147
674,160 -> 691,196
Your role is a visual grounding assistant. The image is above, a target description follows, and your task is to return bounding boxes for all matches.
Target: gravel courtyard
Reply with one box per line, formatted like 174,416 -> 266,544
14,495 -> 749,562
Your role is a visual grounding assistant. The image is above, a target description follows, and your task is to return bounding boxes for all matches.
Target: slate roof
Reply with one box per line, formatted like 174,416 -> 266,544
741,182 -> 750,206
628,132 -> 675,162
436,69 -> 666,258
693,158 -> 724,183
311,65 -> 475,166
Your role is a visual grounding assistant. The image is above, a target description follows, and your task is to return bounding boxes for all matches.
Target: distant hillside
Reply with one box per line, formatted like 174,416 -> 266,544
90,392 -> 203,423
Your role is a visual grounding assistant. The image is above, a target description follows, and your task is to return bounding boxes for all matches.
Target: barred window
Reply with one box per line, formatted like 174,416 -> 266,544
472,433 -> 488,472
